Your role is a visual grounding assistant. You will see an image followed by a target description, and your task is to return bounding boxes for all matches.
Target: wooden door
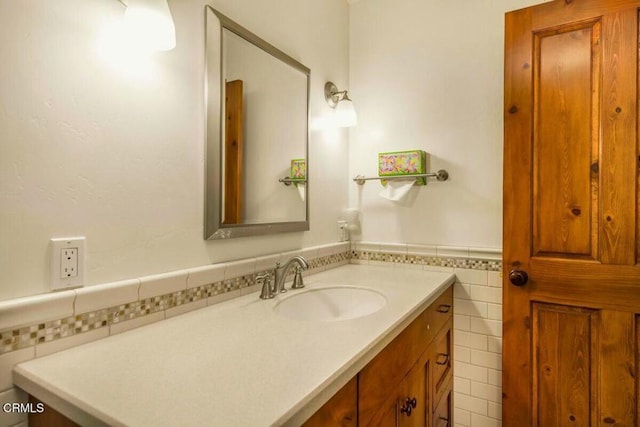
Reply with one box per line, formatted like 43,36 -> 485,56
223,79 -> 243,224
504,0 -> 640,425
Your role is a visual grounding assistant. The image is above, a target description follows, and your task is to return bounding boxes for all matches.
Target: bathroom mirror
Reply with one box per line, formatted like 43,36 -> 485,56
205,6 -> 310,240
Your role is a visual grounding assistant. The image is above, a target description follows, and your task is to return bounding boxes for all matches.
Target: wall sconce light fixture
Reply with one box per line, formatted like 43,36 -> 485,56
118,0 -> 176,51
324,81 -> 358,128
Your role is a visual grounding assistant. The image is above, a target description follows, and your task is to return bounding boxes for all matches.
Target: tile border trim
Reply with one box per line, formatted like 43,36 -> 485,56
350,242 -> 502,272
0,245 -> 349,356
0,242 -> 502,357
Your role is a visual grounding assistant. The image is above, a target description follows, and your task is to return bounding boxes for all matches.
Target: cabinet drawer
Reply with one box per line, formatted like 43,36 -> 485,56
432,318 -> 453,410
359,286 -> 452,425
433,385 -> 452,427
422,287 -> 453,346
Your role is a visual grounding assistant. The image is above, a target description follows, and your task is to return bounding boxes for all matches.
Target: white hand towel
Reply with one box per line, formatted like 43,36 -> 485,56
296,183 -> 306,202
378,179 -> 415,201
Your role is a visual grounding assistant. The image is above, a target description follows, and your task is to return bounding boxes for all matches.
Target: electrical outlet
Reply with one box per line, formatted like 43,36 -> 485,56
60,248 -> 78,279
50,237 -> 85,291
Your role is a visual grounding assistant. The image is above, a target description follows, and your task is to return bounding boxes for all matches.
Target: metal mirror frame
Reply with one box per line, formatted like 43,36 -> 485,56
204,6 -> 310,240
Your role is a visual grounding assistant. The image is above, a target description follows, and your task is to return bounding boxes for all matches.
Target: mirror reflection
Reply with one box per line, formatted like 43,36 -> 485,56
205,7 -> 310,239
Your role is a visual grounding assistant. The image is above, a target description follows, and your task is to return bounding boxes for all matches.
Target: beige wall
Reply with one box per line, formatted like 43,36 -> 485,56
348,0 -> 548,248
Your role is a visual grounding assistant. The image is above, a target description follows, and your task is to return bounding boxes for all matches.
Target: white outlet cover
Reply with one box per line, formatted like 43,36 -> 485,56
50,237 -> 85,291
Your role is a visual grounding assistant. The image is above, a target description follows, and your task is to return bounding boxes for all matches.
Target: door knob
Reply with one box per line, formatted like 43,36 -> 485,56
508,269 -> 528,286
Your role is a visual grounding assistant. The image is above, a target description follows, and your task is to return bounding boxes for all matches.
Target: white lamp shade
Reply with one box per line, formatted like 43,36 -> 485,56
123,0 -> 176,52
334,99 -> 357,127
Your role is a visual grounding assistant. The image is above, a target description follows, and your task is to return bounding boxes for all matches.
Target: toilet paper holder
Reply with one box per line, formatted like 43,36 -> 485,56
353,169 -> 449,186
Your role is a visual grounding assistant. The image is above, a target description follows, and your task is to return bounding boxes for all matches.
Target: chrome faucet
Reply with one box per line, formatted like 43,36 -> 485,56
274,256 -> 309,294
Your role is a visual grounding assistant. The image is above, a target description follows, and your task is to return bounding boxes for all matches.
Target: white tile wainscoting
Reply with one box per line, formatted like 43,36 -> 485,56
351,242 -> 503,427
0,241 -> 502,427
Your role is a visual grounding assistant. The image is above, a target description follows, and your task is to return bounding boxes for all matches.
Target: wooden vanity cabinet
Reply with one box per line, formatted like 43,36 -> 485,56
307,285 -> 453,427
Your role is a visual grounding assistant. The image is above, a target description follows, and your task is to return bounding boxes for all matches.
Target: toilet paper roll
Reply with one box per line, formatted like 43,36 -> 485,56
378,179 -> 415,201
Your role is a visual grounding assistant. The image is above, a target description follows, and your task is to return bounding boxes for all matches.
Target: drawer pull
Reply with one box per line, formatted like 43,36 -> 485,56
400,397 -> 417,416
436,353 -> 450,366
439,416 -> 450,427
437,304 -> 451,313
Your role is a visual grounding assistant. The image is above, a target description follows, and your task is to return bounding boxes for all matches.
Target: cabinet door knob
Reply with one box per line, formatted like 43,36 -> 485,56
399,397 -> 417,416
508,269 -> 528,286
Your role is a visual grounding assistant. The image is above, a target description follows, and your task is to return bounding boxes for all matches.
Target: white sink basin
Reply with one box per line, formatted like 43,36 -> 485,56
273,286 -> 387,322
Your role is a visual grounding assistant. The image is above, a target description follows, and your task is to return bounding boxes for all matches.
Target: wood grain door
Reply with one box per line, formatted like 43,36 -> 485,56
503,0 -> 640,425
223,79 -> 243,224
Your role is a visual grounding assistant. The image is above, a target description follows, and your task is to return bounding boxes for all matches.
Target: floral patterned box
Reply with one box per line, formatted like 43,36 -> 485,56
378,150 -> 427,185
290,158 -> 306,179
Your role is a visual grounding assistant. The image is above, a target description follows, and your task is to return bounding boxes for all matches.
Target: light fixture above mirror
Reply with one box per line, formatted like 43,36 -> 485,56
324,81 -> 357,127
117,0 -> 176,52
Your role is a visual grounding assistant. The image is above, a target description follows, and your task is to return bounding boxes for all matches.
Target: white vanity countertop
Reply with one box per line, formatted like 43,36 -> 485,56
14,264 -> 455,427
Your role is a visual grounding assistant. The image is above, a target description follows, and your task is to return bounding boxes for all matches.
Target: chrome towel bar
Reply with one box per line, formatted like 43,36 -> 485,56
279,177 -> 307,186
353,169 -> 449,185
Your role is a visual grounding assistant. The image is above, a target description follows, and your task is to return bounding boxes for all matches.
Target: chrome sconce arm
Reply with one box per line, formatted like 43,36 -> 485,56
324,81 -> 357,127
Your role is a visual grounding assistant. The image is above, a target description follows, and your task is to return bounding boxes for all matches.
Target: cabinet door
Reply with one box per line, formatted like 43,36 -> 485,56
303,377 -> 357,427
373,361 -> 426,427
504,1 -> 640,425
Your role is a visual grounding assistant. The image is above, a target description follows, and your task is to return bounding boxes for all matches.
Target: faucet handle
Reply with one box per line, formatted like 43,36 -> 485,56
257,273 -> 274,299
291,266 -> 305,289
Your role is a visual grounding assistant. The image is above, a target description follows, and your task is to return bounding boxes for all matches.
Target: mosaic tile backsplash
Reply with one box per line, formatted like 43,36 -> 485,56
351,250 -> 501,271
1,243 -> 501,356
1,250 -> 350,355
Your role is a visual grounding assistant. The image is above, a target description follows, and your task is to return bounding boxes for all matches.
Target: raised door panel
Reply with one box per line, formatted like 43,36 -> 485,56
532,303 -> 596,426
532,20 -> 600,260
530,304 -> 638,426
530,9 -> 638,267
